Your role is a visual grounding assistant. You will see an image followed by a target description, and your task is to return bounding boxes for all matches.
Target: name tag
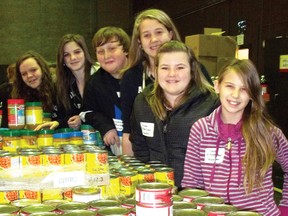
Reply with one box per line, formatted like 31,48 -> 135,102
140,122 -> 154,137
113,118 -> 123,132
204,148 -> 225,164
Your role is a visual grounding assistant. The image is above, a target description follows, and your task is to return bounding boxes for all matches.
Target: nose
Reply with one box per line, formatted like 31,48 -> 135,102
151,33 -> 159,42
168,69 -> 176,76
232,88 -> 240,98
104,50 -> 110,59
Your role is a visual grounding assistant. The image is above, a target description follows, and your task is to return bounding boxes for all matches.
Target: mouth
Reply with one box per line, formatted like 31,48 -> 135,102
150,45 -> 160,50
227,100 -> 240,105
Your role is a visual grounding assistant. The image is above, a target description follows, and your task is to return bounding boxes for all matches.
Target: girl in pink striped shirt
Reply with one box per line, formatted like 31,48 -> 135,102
182,59 -> 288,215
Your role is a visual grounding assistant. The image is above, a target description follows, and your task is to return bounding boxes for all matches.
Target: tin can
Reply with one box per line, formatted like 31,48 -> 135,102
0,204 -> 19,214
135,182 -> 172,205
173,201 -> 197,210
19,189 -> 41,202
105,173 -> 120,199
137,168 -> 155,183
64,149 -> 85,165
42,150 -> 64,166
155,167 -> 174,186
21,204 -> 55,215
174,209 -> 205,216
172,194 -> 183,201
30,213 -> 58,216
62,210 -> 97,216
11,198 -> 41,208
202,204 -> 238,215
86,149 -> 108,174
81,124 -> 97,145
42,199 -> 69,207
72,186 -> 101,203
63,188 -> 73,201
119,171 -> 138,197
88,199 -> 120,211
20,150 -> 42,167
42,188 -> 63,201
136,202 -> 173,216
56,202 -> 88,214
0,152 -> 20,169
121,198 -> 136,209
0,190 -> 19,204
194,196 -> 225,210
96,206 -> 130,216
178,188 -> 209,202
227,211 -> 262,215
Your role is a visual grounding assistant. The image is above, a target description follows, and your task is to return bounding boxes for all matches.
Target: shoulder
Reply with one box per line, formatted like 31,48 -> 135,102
122,63 -> 144,79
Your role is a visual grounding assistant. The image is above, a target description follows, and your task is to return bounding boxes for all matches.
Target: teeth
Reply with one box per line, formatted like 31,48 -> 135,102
229,101 -> 239,105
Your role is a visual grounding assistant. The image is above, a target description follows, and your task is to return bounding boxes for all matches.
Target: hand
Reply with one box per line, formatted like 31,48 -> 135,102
34,121 -> 59,131
67,115 -> 81,130
122,133 -> 134,156
103,129 -> 120,146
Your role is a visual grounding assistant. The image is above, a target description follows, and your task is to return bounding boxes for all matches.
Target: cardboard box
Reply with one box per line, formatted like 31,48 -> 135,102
198,56 -> 217,76
185,34 -> 237,57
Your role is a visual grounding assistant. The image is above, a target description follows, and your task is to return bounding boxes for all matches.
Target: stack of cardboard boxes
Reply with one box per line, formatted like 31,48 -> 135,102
185,34 -> 237,76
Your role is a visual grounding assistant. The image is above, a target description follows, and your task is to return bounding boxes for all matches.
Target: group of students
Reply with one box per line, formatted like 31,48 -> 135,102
1,8 -> 288,215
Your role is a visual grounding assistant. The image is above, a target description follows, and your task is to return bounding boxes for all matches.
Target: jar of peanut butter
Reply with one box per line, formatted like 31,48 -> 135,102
25,102 -> 43,130
7,99 -> 25,129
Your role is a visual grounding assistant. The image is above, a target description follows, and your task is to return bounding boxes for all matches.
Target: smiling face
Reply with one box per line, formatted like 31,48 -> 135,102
157,51 -> 191,106
19,57 -> 43,89
96,38 -> 128,78
139,19 -> 173,63
214,69 -> 251,124
63,41 -> 86,73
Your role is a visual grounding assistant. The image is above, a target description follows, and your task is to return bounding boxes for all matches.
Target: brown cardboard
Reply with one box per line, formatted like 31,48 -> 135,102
198,56 -> 217,76
204,28 -> 222,35
185,34 -> 237,57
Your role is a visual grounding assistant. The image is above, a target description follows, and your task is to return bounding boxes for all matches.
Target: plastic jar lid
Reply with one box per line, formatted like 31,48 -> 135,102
53,133 -> 70,139
56,128 -> 74,133
2,130 -> 21,137
81,124 -> 95,130
20,129 -> 37,136
25,102 -> 42,107
38,129 -> 54,135
7,99 -> 25,104
43,112 -> 52,118
69,131 -> 83,137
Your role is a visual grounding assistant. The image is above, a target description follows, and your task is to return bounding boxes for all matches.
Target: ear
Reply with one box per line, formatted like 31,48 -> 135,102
138,39 -> 142,49
214,80 -> 220,94
169,31 -> 173,40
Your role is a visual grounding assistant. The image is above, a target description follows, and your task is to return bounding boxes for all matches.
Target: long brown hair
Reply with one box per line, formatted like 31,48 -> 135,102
123,9 -> 182,73
148,40 -> 215,120
217,59 -> 275,193
56,34 -> 94,111
12,51 -> 55,112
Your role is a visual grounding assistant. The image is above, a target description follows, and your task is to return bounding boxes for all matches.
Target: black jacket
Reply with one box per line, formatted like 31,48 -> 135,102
83,68 -> 121,138
130,84 -> 219,187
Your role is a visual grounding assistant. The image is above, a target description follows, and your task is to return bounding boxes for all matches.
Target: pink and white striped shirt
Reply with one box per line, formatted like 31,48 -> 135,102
182,106 -> 288,216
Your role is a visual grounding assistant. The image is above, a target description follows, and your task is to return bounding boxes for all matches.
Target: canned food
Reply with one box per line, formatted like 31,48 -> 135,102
88,199 -> 120,211
121,198 -> 136,209
178,188 -> 209,202
173,201 -> 197,210
86,149 -> 108,174
11,198 -> 40,208
155,167 -> 174,186
0,204 -> 19,214
136,202 -> 172,216
119,171 -> 138,197
62,210 -> 97,216
172,194 -> 183,201
96,206 -> 130,215
56,201 -> 88,214
21,204 -> 55,215
105,173 -> 120,199
174,209 -> 205,216
42,199 -> 69,207
42,188 -> 63,201
227,211 -> 262,215
0,190 -> 19,204
20,150 -> 42,167
135,182 -> 172,204
202,204 -> 238,215
63,188 -> 73,201
72,186 -> 101,203
0,152 -> 20,170
30,213 -> 58,216
42,150 -> 64,166
19,189 -> 41,202
64,149 -> 85,165
194,196 -> 225,210
137,168 -> 155,183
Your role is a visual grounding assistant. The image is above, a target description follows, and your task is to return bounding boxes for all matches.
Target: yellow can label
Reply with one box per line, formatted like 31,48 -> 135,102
138,172 -> 156,184
21,155 -> 42,167
64,152 -> 85,165
0,190 -> 19,204
19,190 -> 41,202
42,188 -> 63,201
63,188 -> 72,201
119,175 -> 137,197
42,153 -> 64,166
106,176 -> 120,199
156,170 -> 175,187
86,152 -> 108,174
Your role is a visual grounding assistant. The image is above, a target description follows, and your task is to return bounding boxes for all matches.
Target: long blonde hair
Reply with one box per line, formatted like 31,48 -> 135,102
123,9 -> 181,73
218,59 -> 275,193
147,41 -> 215,120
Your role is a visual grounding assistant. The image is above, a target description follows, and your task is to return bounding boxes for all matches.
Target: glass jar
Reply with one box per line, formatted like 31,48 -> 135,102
81,124 -> 96,145
42,112 -> 52,123
20,129 -> 38,149
69,131 -> 83,145
2,130 -> 21,153
37,129 -> 54,148
53,133 -> 70,147
7,99 -> 25,129
25,102 -> 43,130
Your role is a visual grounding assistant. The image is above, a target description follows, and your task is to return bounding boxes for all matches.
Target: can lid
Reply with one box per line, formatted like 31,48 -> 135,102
7,98 -> 25,104
25,101 -> 42,106
38,129 -> 54,135
0,204 -> 19,213
72,186 -> 101,195
57,202 -> 88,211
97,207 -> 130,215
22,204 -> 55,213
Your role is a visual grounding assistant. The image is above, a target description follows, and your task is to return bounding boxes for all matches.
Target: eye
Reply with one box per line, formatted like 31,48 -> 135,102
160,66 -> 168,70
142,33 -> 150,39
63,53 -> 69,58
21,72 -> 27,77
240,87 -> 247,92
156,30 -> 163,35
74,50 -> 82,54
108,46 -> 116,52
96,50 -> 104,55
